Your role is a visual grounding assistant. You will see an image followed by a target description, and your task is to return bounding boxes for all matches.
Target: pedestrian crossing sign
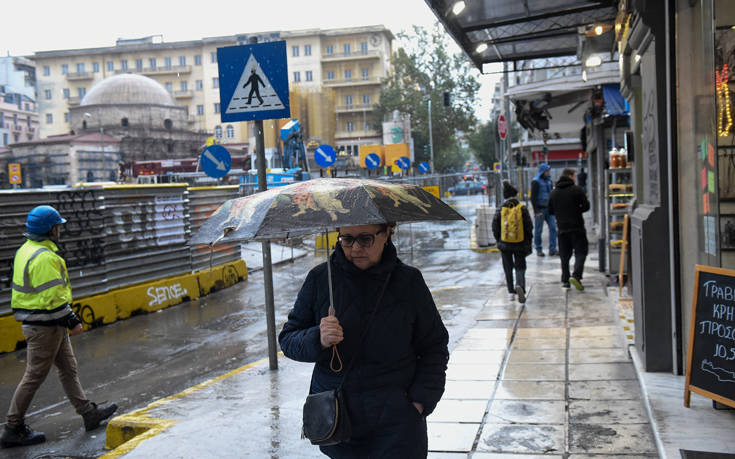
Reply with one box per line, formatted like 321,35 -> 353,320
217,41 -> 290,122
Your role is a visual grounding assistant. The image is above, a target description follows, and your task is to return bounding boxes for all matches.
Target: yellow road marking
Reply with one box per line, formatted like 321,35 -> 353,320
102,354 -> 281,456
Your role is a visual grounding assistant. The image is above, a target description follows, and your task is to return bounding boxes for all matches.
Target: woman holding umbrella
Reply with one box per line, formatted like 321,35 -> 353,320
279,223 -> 449,458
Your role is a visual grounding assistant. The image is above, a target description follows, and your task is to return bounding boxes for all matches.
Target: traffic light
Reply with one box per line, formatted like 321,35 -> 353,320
443,91 -> 450,107
423,144 -> 429,156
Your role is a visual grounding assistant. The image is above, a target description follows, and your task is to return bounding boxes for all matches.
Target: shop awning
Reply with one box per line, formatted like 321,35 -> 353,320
425,0 -> 620,70
602,84 -> 629,116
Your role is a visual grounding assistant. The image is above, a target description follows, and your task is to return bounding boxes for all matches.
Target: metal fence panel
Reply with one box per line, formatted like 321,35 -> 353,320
188,186 -> 242,272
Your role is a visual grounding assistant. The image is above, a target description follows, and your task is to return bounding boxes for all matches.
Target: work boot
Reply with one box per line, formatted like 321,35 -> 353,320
82,402 -> 118,431
1,423 -> 46,448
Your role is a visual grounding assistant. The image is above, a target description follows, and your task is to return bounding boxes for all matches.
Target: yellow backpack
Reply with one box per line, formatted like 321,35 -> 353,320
501,203 -> 524,243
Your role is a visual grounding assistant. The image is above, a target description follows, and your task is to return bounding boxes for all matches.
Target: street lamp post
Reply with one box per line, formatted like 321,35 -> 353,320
427,97 -> 434,174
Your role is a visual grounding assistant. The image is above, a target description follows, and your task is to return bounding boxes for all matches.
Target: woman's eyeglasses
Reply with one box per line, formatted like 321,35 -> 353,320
338,229 -> 386,248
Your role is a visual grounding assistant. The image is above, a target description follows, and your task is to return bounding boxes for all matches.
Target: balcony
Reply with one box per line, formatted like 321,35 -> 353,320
68,96 -> 82,106
66,71 -> 93,81
335,104 -> 373,113
140,65 -> 192,76
322,77 -> 382,88
173,90 -> 193,99
335,129 -> 379,139
321,50 -> 381,62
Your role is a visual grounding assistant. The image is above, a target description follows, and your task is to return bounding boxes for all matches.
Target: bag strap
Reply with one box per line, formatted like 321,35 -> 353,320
331,271 -> 392,389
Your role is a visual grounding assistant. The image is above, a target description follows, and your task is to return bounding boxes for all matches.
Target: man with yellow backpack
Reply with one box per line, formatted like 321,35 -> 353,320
492,181 -> 533,303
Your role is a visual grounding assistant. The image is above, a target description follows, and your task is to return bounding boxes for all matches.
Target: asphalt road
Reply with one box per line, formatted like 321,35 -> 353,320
0,194 -> 502,458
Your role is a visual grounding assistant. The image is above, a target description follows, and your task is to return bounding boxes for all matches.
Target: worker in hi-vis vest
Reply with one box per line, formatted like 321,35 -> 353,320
1,205 -> 117,449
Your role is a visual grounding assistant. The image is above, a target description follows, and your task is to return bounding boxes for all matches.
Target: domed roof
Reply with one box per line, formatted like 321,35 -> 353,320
80,73 -> 175,106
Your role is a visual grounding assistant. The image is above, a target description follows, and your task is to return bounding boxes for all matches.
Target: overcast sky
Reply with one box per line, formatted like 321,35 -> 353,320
2,0 -> 500,121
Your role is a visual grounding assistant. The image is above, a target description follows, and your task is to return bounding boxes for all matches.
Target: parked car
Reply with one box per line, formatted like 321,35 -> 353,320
448,180 -> 485,195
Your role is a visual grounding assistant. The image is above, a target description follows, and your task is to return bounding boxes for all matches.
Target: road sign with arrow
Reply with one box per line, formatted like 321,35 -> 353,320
200,145 -> 232,178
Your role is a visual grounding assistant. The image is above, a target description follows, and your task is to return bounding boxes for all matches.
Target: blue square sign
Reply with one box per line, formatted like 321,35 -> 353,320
217,41 -> 290,122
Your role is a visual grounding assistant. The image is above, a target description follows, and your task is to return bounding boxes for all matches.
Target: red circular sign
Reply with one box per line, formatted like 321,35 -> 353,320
498,115 -> 507,140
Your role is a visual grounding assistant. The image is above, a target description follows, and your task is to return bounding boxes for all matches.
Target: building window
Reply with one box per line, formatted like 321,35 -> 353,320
304,44 -> 312,56
93,62 -> 99,73
43,66 -> 50,76
76,63 -> 85,73
306,70 -> 313,81
325,45 -> 334,55
46,113 -> 53,124
61,64 -> 68,75
293,71 -> 300,82
121,60 -> 128,70
344,69 -> 352,80
343,43 -> 351,55
213,77 -> 219,88
121,117 -> 129,127
210,52 -> 217,63
194,55 -> 202,65
364,121 -> 370,131
2,133 -> 7,146
346,121 -> 354,132
345,95 -> 353,106
64,112 -> 70,122
292,45 -> 299,57
63,88 -> 70,99
149,58 -> 157,69
215,125 -> 222,138
180,81 -> 188,91
165,82 -> 173,92
197,105 -> 204,115
214,103 -> 221,114
196,80 -> 203,90
107,61 -> 114,71
326,71 -> 334,80
136,59 -> 143,71
362,94 -> 370,105
179,56 -> 186,66
78,87 -> 86,98
361,68 -> 369,80
164,57 -> 172,69
361,42 -> 368,55
44,89 -> 52,100
226,125 -> 234,138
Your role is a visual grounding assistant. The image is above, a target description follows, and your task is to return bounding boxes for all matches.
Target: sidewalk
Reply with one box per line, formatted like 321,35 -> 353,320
101,248 -> 735,458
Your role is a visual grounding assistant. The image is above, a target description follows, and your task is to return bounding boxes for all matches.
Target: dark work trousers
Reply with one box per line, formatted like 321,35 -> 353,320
500,250 -> 526,294
558,230 -> 589,283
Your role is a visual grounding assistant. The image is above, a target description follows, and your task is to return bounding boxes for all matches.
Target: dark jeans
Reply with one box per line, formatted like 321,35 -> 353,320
500,250 -> 527,293
558,230 -> 588,283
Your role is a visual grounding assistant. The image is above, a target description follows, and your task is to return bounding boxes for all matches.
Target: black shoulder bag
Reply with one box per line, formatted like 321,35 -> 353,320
302,272 -> 392,446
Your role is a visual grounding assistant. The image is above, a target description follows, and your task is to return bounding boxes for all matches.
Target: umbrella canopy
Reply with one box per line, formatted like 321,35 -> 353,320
190,178 -> 465,245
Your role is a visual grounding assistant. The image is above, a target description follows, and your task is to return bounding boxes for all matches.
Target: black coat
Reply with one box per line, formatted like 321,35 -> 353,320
491,198 -> 533,254
279,240 -> 448,457
548,175 -> 590,234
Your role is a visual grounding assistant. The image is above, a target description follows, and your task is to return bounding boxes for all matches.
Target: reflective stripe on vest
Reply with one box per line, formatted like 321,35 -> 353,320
10,247 -> 66,294
13,303 -> 73,323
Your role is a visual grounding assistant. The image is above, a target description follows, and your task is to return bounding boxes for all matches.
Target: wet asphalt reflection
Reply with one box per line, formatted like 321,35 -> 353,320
0,194 -> 499,458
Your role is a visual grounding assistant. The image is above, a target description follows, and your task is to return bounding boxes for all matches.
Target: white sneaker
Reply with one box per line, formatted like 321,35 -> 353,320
508,293 -> 516,301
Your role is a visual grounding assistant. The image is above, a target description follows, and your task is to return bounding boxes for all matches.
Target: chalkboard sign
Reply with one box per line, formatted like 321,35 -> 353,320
684,265 -> 735,408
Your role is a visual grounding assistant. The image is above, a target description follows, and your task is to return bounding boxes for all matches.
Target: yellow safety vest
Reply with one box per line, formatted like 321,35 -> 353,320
11,239 -> 73,324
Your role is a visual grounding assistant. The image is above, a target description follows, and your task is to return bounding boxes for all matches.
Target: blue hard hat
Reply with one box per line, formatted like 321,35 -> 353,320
26,205 -> 67,235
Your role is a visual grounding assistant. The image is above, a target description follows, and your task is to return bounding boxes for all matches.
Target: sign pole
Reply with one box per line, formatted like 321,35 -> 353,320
249,35 -> 278,371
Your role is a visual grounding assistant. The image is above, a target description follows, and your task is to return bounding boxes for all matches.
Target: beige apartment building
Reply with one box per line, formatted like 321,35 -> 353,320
31,26 -> 393,161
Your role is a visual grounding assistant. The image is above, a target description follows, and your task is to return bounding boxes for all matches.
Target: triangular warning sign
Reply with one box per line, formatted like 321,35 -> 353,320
225,53 -> 285,115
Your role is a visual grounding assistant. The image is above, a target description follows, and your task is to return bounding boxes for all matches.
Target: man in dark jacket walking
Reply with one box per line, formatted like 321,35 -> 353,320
492,181 -> 533,303
530,163 -> 557,256
548,168 -> 591,290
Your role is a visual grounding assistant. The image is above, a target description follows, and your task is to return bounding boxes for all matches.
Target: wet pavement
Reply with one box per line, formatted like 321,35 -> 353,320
4,194 -> 735,457
102,234 -> 663,458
